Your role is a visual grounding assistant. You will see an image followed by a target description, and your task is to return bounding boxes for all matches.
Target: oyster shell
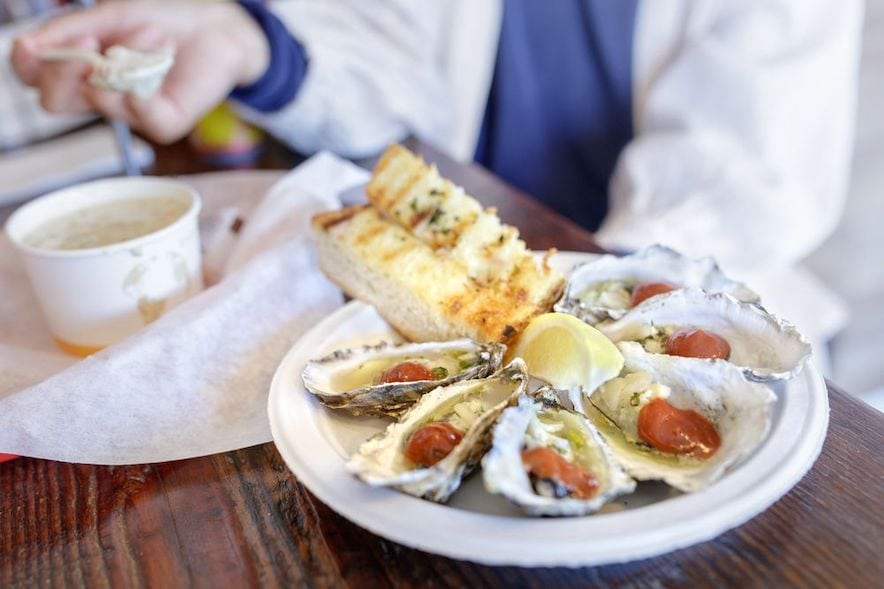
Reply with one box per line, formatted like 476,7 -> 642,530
482,388 -> 635,516
555,245 -> 760,324
302,339 -> 505,417
346,359 -> 528,502
597,289 -> 811,381
584,341 -> 776,492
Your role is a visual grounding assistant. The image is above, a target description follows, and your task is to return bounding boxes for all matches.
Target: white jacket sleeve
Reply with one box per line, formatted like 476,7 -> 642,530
596,0 -> 863,273
235,0 -> 454,159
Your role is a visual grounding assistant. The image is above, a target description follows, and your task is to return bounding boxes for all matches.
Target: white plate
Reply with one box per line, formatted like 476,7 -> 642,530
267,252 -> 829,567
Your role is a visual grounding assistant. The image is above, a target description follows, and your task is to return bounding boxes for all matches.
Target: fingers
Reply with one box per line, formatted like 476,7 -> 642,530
115,33 -> 245,144
12,2 -> 169,86
34,36 -> 100,114
106,24 -> 170,53
14,18 -> 176,122
10,36 -> 42,86
22,3 -> 132,48
83,25 -> 188,143
11,1 -> 239,143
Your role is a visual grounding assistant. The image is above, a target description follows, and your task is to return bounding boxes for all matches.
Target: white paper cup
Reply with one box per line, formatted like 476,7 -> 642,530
5,177 -> 203,356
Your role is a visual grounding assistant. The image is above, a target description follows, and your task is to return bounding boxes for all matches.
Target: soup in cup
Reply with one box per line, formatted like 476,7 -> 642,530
5,177 -> 203,356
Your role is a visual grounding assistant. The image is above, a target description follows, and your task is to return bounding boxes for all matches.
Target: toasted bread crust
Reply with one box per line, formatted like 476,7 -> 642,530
311,206 -> 562,344
312,204 -> 368,230
312,145 -> 564,344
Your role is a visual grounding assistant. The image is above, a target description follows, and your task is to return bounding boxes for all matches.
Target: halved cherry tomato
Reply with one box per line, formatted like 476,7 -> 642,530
665,328 -> 731,360
630,282 -> 676,306
405,422 -> 464,467
638,398 -> 720,459
521,447 -> 599,499
379,361 -> 435,384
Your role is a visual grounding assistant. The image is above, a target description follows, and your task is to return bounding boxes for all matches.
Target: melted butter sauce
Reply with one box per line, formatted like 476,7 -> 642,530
584,400 -> 703,468
332,352 -> 473,391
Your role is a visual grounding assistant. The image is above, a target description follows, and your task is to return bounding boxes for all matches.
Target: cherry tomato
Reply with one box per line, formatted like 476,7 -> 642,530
379,361 -> 435,384
630,282 -> 676,306
521,447 -> 599,499
405,422 -> 464,466
638,398 -> 721,459
665,328 -> 731,360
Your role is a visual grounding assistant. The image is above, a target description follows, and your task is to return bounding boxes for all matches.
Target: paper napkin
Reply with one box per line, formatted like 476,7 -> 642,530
0,152 -> 369,464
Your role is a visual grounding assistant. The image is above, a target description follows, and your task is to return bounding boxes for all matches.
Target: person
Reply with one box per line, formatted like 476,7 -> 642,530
10,0 -> 863,358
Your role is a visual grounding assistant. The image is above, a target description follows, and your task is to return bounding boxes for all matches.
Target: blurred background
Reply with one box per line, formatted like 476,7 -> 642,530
806,0 -> 884,410
1,1 -> 882,410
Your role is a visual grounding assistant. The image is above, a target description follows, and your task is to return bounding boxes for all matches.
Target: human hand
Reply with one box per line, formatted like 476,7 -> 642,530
11,0 -> 269,143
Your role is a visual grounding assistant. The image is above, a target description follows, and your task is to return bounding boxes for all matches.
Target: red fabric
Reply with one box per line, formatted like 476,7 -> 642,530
0,453 -> 19,463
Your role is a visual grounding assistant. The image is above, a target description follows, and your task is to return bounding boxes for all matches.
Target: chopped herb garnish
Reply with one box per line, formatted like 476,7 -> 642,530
629,392 -> 641,407
410,198 -> 418,212
431,366 -> 449,380
429,188 -> 443,196
564,430 -> 585,449
459,358 -> 476,370
428,209 -> 444,225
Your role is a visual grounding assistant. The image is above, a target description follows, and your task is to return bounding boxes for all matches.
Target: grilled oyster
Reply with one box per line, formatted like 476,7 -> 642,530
482,388 -> 635,516
597,289 -> 811,381
346,360 -> 528,502
302,339 -> 505,417
555,245 -> 759,324
583,342 -> 776,492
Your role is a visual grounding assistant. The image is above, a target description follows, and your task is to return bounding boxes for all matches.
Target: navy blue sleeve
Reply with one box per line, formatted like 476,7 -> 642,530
229,0 -> 308,112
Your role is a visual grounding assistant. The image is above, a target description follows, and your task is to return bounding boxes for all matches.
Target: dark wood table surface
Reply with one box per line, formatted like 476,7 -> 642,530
1,136 -> 882,588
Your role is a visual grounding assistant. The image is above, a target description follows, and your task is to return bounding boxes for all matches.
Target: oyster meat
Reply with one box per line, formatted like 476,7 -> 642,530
302,339 -> 505,417
584,342 -> 776,492
482,388 -> 635,516
346,360 -> 528,502
597,289 -> 811,381
555,245 -> 760,324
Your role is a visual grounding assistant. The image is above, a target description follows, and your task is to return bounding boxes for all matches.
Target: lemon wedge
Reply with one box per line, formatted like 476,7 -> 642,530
509,312 -> 624,408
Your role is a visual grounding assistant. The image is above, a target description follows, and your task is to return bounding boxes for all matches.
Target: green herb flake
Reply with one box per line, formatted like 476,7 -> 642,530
629,392 -> 641,407
410,198 -> 418,212
428,209 -> 444,225
429,188 -> 444,196
431,366 -> 449,380
564,430 -> 585,449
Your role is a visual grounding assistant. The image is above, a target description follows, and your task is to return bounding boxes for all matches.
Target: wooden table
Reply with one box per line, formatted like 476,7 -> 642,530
2,137 -> 882,588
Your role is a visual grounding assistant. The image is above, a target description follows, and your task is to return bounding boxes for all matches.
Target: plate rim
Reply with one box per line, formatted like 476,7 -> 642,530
267,252 -> 829,567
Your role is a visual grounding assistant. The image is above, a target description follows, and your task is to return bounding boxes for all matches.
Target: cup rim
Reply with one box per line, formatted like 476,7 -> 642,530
4,176 -> 202,259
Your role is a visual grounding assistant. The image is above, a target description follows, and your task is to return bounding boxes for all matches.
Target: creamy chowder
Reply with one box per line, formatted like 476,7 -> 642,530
23,195 -> 190,251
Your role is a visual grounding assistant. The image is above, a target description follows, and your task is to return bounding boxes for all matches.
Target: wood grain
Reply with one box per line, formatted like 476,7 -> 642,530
2,136 -> 882,588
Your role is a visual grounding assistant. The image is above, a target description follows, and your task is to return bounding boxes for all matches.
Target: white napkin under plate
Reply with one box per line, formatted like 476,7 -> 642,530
0,152 -> 368,464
